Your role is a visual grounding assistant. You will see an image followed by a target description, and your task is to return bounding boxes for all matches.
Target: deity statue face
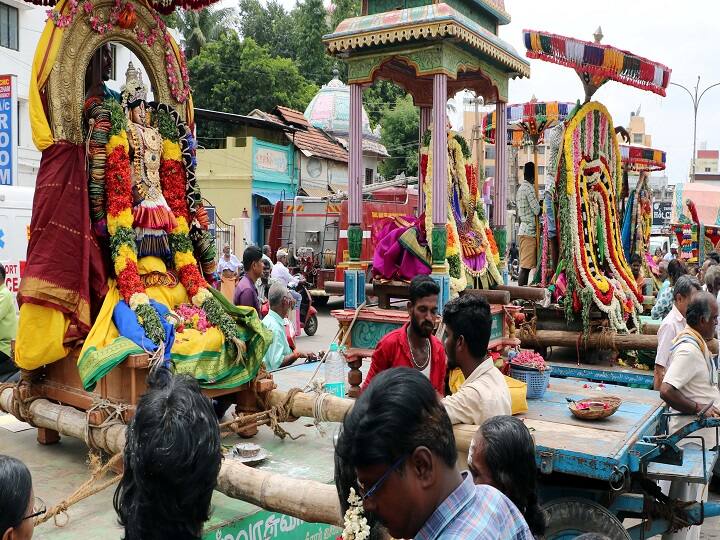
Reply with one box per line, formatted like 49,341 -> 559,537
129,101 -> 146,125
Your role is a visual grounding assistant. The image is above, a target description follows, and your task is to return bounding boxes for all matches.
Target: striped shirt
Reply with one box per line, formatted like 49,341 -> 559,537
516,181 -> 541,236
414,472 -> 533,540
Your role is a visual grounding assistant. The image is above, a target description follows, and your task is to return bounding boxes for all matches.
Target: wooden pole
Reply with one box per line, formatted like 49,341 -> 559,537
519,329 -> 658,350
495,284 -> 550,302
0,386 -> 477,524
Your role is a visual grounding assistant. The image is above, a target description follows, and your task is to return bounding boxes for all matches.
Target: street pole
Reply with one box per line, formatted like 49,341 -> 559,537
670,76 -> 720,182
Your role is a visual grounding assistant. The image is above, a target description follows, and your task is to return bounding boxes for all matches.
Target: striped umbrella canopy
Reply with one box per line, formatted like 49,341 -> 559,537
22,0 -> 215,14
481,100 -> 575,145
620,144 -> 667,172
523,29 -> 672,101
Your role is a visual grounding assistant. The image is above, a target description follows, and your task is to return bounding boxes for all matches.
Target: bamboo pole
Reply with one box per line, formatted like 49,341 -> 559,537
519,329 -> 658,350
0,385 -> 480,529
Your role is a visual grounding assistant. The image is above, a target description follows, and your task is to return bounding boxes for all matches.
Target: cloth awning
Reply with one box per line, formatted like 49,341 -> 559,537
253,190 -> 287,204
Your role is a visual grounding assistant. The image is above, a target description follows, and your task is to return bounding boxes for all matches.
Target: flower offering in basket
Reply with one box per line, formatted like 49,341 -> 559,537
509,350 -> 551,399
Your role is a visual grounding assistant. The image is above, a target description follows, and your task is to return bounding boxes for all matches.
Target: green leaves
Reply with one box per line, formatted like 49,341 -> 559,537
378,94 -> 420,179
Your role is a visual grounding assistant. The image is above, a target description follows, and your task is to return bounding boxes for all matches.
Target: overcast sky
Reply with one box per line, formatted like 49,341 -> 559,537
230,0 -> 720,183
481,0 -> 720,183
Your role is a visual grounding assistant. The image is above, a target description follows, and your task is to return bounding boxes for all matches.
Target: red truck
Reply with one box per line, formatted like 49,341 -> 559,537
268,185 -> 419,305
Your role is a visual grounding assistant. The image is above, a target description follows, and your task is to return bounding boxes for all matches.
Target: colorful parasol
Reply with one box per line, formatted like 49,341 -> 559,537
523,28 -> 672,101
619,144 -> 667,172
481,100 -> 575,146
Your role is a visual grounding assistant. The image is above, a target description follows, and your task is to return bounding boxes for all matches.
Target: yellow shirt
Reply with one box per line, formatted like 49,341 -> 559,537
442,361 -> 512,425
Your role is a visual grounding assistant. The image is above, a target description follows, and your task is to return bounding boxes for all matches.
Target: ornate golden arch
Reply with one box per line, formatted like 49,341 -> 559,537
46,0 -> 189,144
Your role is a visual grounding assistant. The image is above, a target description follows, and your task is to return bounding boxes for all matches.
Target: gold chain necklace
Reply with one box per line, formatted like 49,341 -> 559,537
406,326 -> 431,371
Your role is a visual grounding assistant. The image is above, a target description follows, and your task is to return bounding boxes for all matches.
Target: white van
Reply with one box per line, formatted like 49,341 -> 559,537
0,186 -> 33,306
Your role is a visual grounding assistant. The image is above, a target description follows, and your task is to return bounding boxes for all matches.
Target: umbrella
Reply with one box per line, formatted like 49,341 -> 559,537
523,27 -> 672,101
619,144 -> 667,172
22,0 -> 215,14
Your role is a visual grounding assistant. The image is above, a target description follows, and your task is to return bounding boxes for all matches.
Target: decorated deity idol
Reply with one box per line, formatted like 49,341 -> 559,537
74,62 -> 270,390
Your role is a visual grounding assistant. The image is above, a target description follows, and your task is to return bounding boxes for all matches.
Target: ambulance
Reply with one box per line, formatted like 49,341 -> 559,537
0,186 -> 33,309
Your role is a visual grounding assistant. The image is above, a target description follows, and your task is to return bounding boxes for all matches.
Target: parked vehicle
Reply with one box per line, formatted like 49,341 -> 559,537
0,186 -> 33,307
268,180 -> 419,304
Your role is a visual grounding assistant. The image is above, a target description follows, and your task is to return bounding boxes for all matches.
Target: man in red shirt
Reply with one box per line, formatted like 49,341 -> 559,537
361,275 -> 447,394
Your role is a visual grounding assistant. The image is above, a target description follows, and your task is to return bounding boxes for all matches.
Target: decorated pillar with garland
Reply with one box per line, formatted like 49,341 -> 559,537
418,106 -> 432,215
344,82 -> 366,309
493,101 -> 508,281
431,74 -> 450,310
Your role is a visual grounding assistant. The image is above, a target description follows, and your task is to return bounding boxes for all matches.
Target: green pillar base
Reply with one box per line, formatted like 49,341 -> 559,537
347,224 -> 363,262
431,225 -> 447,266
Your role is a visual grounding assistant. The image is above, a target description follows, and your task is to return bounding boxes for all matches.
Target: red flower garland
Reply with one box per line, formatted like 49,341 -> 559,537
106,145 -> 133,215
159,159 -> 190,222
117,260 -> 144,303
178,261 -> 205,297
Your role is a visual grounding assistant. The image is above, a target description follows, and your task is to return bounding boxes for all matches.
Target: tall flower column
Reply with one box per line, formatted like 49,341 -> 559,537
493,101 -> 508,283
418,106 -> 432,214
431,74 -> 450,310
345,83 -> 366,309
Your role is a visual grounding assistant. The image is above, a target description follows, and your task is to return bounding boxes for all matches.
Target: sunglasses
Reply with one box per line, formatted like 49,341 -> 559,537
24,496 -> 47,521
357,455 -> 407,501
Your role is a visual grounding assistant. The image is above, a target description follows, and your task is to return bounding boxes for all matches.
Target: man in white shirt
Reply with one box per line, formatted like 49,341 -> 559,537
272,248 -> 303,316
654,276 -> 702,390
660,292 -> 720,540
441,294 -> 511,425
262,244 -> 274,270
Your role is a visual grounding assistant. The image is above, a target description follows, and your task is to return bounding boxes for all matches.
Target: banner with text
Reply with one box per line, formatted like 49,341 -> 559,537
0,75 -> 17,186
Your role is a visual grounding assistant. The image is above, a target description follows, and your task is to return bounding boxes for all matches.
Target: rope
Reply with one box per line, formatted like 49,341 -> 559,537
0,381 -> 40,427
36,453 -> 123,528
219,387 -> 304,441
84,399 -> 130,452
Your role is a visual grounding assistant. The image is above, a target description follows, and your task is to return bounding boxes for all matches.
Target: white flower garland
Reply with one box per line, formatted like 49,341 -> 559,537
342,488 -> 370,540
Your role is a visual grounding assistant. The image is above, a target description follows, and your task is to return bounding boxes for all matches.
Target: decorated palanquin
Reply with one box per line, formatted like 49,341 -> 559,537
372,131 -> 502,294
670,183 -> 720,264
15,0 -> 270,393
552,102 -> 643,332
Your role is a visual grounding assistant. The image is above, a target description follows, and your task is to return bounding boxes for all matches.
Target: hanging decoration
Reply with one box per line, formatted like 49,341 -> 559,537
422,132 -> 502,293
523,29 -> 671,99
481,100 -> 575,146
558,101 -> 642,332
33,0 -> 219,15
619,144 -> 667,172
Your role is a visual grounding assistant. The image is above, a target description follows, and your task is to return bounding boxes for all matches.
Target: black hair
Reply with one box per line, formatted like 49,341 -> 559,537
709,252 -> 720,264
0,455 -> 33,532
335,368 -> 457,471
334,451 -> 389,540
667,258 -> 687,285
242,245 -> 263,270
0,265 -> 5,281
630,253 -> 642,265
685,291 -> 715,328
478,416 -> 547,537
409,275 -> 440,304
442,294 -> 491,359
114,368 -> 222,540
523,161 -> 535,182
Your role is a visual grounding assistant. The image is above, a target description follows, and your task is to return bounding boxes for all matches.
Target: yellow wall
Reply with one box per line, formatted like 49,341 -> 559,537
196,142 -> 254,224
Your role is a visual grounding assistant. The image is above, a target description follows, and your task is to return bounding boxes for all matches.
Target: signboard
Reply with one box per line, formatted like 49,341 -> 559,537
254,147 -> 288,174
0,75 -> 17,186
205,510 -> 341,540
4,260 -> 24,298
653,201 -> 671,226
205,205 -> 216,234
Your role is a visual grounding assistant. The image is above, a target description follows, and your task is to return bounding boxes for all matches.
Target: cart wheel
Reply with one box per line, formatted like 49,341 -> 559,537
543,497 -> 630,540
314,295 -> 329,308
304,314 -> 318,336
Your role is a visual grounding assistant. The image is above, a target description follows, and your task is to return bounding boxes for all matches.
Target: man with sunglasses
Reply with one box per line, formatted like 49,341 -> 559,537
335,368 -> 532,540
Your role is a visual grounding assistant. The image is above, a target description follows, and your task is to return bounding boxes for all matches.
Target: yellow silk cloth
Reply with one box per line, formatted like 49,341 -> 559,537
79,257 -> 225,360
448,367 -> 529,415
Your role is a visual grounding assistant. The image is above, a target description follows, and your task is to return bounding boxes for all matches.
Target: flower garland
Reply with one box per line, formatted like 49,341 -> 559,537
341,488 -> 370,540
174,304 -> 210,333
45,0 -> 191,103
105,101 -> 165,345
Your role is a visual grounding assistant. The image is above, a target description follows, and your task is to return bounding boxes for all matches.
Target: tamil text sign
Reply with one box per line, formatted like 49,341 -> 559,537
0,75 -> 17,186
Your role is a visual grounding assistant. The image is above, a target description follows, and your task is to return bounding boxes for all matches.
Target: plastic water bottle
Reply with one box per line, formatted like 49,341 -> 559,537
324,344 -> 346,398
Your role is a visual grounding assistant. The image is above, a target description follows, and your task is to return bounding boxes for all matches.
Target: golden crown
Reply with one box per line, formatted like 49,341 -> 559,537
121,61 -> 147,108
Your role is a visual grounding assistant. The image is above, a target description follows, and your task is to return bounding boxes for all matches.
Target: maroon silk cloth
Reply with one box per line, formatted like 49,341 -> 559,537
18,142 -> 108,337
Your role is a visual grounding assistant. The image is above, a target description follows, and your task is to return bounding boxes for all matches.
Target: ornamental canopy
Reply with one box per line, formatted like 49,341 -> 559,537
24,0 -> 215,15
324,2 -> 529,104
620,144 -> 667,172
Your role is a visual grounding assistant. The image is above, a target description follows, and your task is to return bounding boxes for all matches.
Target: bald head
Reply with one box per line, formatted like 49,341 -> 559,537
685,291 -> 719,340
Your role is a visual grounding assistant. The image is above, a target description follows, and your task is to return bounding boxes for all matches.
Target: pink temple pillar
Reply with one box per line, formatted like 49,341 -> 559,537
431,74 -> 450,308
493,101 -> 508,280
418,106 -> 432,214
345,83 -> 365,308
